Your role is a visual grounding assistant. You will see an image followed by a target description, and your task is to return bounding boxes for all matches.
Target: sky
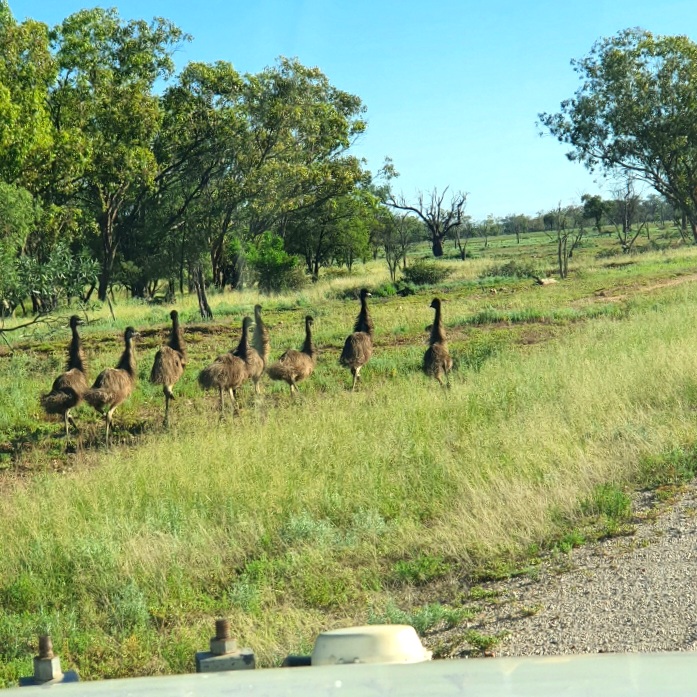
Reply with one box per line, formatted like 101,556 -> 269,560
7,0 -> 697,220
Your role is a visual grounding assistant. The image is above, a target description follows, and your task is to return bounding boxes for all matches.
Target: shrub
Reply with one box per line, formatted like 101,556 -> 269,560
371,282 -> 397,298
247,232 -> 307,293
480,259 -> 539,279
401,260 -> 452,286
392,554 -> 449,585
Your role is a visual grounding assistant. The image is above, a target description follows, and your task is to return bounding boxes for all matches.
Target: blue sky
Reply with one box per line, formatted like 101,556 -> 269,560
8,0 -> 697,220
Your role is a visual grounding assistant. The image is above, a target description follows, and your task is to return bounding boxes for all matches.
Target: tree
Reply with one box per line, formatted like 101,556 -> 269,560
452,216 -> 475,259
478,214 -> 500,249
389,187 -> 466,257
0,5 -> 55,189
608,175 -> 643,252
50,8 -> 188,300
581,194 -> 608,234
544,203 -> 585,279
285,191 -> 371,279
502,214 -> 529,244
539,28 -> 697,243
161,58 -> 367,288
378,211 -> 422,281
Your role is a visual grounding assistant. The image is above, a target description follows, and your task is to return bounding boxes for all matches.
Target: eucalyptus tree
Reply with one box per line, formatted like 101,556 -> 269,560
451,217 -> 475,260
285,189 -> 372,279
169,57 -> 367,287
581,194 -> 608,234
378,212 -> 423,278
539,28 -> 697,243
544,203 -> 584,279
48,8 -> 188,300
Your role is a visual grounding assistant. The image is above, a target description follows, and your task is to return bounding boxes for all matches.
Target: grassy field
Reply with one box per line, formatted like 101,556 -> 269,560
2,227 -> 697,685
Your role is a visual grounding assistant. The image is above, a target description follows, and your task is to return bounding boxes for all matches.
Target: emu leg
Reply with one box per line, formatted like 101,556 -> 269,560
105,412 -> 111,448
163,393 -> 171,427
351,368 -> 360,391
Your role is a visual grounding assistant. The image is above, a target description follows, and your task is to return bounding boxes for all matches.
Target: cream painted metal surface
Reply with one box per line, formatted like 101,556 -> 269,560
311,624 -> 432,665
6,651 -> 697,696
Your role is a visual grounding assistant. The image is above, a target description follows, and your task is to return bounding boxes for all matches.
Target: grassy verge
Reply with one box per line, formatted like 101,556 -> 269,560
2,235 -> 697,685
3,270 -> 697,683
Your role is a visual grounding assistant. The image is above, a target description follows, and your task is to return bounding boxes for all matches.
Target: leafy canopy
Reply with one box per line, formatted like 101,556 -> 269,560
539,29 -> 697,238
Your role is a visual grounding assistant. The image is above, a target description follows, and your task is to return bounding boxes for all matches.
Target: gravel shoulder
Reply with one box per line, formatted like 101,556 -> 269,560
441,484 -> 697,657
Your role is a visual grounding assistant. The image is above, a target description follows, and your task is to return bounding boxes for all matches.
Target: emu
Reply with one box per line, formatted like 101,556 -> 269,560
199,316 -> 254,413
41,315 -> 88,437
150,309 -> 187,426
340,288 -> 373,391
267,315 -> 317,396
423,298 -> 452,387
84,326 -> 139,447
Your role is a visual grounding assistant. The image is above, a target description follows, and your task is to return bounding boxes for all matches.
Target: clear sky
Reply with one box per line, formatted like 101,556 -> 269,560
7,0 -> 697,220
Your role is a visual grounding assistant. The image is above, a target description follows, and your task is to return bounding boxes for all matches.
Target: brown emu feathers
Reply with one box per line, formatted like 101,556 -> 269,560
84,326 -> 138,446
199,316 -> 254,413
268,315 -> 317,395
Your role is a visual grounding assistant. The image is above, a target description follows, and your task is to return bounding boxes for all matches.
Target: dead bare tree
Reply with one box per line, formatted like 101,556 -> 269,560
389,187 -> 467,257
544,203 -> 585,279
452,217 -> 476,260
609,175 -> 643,252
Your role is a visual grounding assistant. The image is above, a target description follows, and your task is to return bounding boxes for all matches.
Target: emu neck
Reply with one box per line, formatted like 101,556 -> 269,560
68,326 -> 86,373
117,338 -> 137,377
354,298 -> 373,336
235,323 -> 250,358
169,318 -> 186,360
302,321 -> 316,360
430,305 -> 446,345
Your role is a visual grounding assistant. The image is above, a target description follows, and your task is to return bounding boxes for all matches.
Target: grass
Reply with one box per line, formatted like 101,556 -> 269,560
2,228 -> 697,684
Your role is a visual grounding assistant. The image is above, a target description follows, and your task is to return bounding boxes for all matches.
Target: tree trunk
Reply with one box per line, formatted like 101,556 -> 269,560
432,236 -> 444,257
193,264 -> 213,320
97,212 -> 118,302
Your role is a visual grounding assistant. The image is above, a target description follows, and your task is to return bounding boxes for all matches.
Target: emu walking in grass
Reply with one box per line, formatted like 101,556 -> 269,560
84,326 -> 139,447
423,298 -> 452,387
340,288 -> 373,391
150,309 -> 187,426
268,315 -> 317,396
199,316 -> 254,413
41,314 -> 88,437
252,304 -> 270,367
243,305 -> 267,394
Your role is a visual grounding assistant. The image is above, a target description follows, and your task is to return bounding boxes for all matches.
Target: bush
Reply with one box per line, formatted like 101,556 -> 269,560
247,232 -> 307,293
371,282 -> 397,298
480,259 -> 539,279
401,260 -> 452,286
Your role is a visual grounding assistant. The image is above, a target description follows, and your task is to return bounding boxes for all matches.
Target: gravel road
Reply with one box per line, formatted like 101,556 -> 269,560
447,485 -> 697,657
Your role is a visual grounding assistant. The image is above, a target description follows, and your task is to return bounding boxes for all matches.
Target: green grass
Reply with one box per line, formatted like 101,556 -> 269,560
2,230 -> 697,685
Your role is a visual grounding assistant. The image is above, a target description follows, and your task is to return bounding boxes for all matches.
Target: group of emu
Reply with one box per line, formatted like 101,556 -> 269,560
41,290 -> 453,445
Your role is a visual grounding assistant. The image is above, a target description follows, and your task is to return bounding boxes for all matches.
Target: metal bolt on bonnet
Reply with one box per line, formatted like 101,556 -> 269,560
210,618 -> 238,655
195,619 -> 255,673
19,634 -> 79,686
